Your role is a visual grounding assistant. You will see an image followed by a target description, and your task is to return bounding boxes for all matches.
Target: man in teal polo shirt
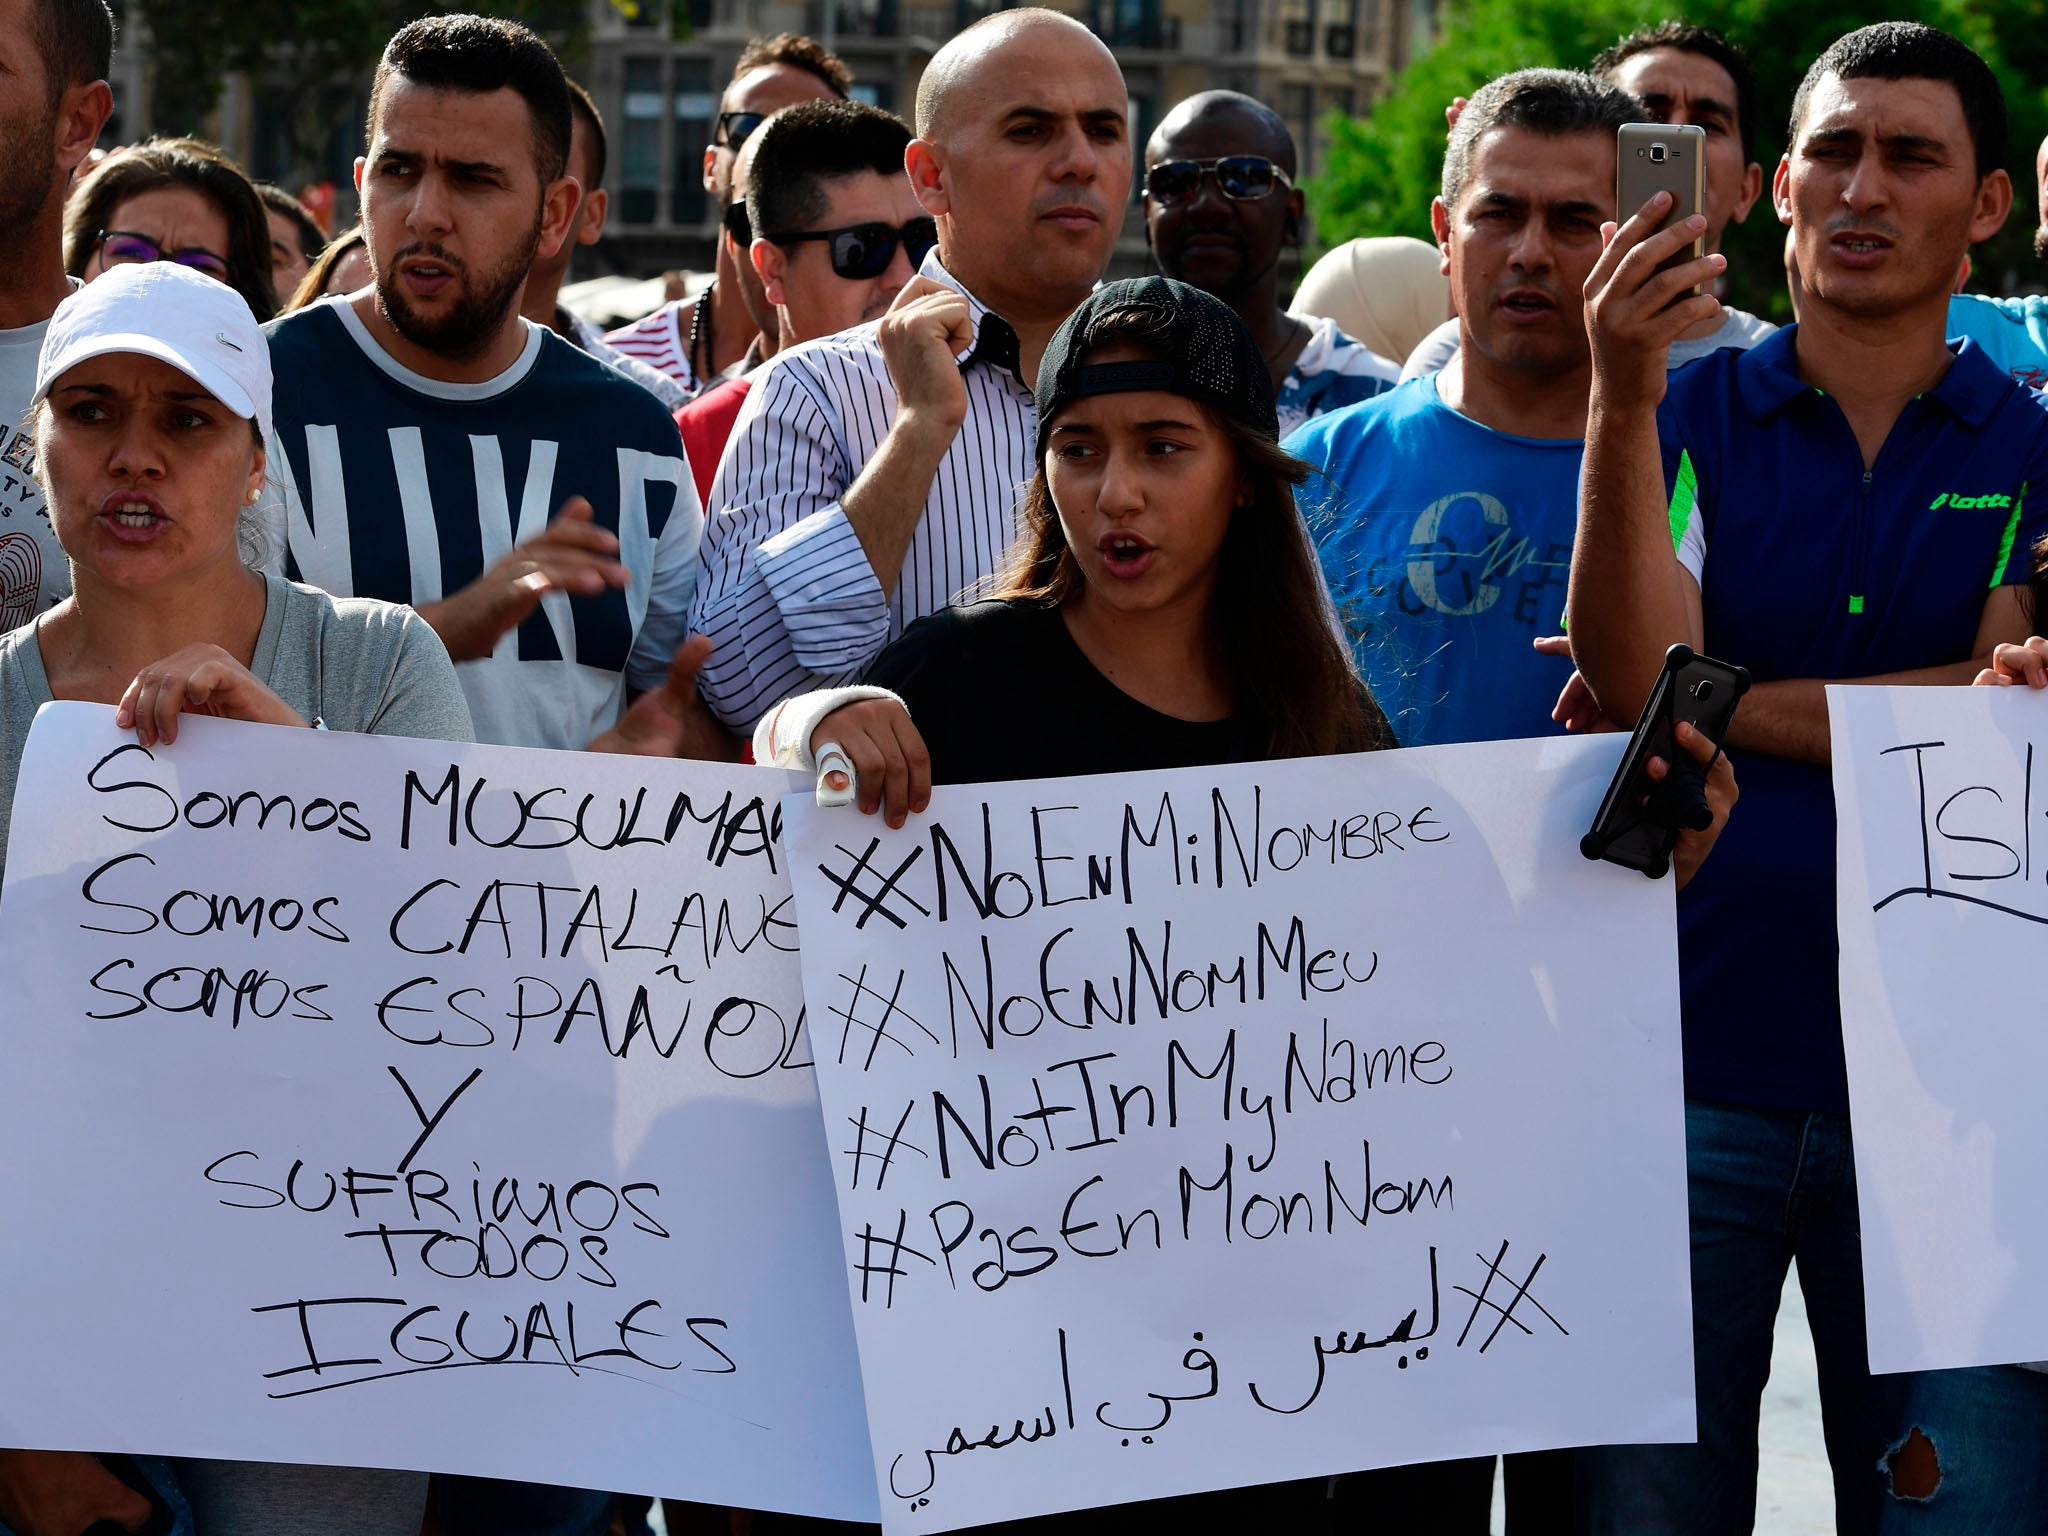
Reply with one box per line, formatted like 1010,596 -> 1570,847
1571,22 -> 2048,1532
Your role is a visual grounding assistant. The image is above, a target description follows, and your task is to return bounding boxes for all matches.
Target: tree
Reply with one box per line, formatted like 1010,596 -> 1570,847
126,0 -> 597,188
1313,0 -> 2048,318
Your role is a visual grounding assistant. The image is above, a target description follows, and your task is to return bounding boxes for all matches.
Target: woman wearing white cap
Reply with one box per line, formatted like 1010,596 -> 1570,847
0,264 -> 462,1530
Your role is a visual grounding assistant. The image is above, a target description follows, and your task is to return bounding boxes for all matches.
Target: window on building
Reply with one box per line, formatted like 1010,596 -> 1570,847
1091,0 -> 1160,47
672,58 -> 714,226
1217,0 -> 1251,51
1276,0 -> 1316,56
1279,82 -> 1315,173
849,81 -> 898,111
1359,0 -> 1381,51
1127,93 -> 1153,198
824,0 -> 900,37
625,0 -> 665,25
620,57 -> 664,225
1323,0 -> 1356,57
1409,0 -> 1440,54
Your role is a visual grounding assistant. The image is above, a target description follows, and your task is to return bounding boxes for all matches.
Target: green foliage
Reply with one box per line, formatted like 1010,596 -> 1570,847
1313,0 -> 2048,317
129,0 -> 599,182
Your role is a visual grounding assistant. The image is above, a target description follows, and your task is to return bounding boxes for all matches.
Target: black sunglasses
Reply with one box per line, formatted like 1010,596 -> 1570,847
763,217 -> 938,280
715,111 -> 767,149
722,200 -> 753,247
1145,156 -> 1294,205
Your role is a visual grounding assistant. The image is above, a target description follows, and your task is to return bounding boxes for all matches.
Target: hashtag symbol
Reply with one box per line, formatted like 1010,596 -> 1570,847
833,964 -> 938,1071
1454,1239 -> 1569,1354
844,1099 -> 928,1191
854,1208 -> 934,1308
817,837 -> 931,931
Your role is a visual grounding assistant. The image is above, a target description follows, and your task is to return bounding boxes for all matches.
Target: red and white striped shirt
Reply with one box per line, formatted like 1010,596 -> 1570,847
603,292 -> 711,395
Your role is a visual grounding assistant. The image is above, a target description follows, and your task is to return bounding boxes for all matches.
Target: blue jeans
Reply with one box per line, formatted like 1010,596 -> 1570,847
1875,1365 -> 2048,1531
1579,1100 -> 1890,1535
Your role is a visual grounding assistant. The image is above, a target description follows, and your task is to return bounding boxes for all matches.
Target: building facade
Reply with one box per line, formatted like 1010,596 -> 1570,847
582,0 -> 1437,276
100,0 -> 1436,283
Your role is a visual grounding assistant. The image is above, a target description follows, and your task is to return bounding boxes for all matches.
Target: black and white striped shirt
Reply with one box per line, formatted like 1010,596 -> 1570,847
688,253 -> 1035,729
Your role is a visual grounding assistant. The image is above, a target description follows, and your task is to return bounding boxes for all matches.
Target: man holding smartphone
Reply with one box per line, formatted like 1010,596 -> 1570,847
1403,24 -> 1773,381
1291,69 -> 1642,754
1289,75 -> 1651,1526
1570,23 -> 2048,1530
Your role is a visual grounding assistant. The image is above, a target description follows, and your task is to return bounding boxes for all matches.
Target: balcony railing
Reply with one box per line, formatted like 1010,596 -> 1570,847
805,0 -> 900,35
1089,5 -> 1180,49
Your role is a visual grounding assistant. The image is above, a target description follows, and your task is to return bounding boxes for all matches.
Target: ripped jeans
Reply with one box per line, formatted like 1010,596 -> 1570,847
1577,1100 -> 1893,1535
1874,1364 -> 2048,1531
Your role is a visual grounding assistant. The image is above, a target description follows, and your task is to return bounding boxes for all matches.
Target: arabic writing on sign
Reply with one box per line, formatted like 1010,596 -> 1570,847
784,741 -> 1695,1533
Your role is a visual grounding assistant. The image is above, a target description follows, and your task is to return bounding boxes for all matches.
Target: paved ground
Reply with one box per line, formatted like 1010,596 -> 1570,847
1754,1275 -> 1837,1535
1487,1274 -> 1837,1534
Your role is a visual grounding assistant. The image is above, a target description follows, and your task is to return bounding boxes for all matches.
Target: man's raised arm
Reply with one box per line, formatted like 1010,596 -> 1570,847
1569,195 -> 1723,722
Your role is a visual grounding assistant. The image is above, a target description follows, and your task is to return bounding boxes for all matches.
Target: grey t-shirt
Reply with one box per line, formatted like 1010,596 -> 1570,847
0,304 -> 73,631
1396,305 -> 1776,381
0,572 -> 473,872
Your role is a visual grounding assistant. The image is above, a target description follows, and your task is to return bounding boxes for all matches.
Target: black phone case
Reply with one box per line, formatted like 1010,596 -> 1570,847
1581,643 -> 1751,878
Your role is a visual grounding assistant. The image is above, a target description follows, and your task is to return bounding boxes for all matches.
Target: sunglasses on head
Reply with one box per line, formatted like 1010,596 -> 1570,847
95,229 -> 233,282
764,217 -> 939,280
715,110 -> 767,149
1144,156 -> 1293,206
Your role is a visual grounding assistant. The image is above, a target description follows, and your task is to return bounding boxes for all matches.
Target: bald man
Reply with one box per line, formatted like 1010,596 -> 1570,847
1146,89 -> 1396,434
1946,130 -> 2048,389
689,7 -> 1131,729
606,34 -> 849,394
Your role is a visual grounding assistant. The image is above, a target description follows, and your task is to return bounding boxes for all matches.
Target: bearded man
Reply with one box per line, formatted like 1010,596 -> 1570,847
265,13 -> 701,751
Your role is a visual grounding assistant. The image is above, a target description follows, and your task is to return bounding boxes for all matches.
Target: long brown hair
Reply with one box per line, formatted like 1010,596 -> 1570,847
994,313 -> 1387,760
64,138 -> 279,322
287,225 -> 366,311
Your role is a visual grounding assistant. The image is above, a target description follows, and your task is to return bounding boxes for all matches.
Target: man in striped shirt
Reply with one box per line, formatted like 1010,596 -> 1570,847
689,8 -> 1129,729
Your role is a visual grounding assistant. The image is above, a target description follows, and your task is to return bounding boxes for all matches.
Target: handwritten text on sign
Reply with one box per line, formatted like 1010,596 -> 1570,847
0,705 -> 875,1520
784,736 -> 1694,1533
1831,684 -> 2048,1374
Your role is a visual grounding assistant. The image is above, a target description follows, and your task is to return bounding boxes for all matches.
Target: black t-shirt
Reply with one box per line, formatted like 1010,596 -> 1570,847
866,599 -> 1266,783
848,599 -> 1387,1532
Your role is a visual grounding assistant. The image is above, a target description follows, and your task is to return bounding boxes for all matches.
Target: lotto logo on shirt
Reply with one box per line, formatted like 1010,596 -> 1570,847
1928,491 -> 2015,511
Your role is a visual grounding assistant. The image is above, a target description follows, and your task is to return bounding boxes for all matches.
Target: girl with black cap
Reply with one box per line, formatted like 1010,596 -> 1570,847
754,275 -> 1391,810
754,278 -> 1733,1531
758,276 -> 1732,889
756,274 -> 1372,1532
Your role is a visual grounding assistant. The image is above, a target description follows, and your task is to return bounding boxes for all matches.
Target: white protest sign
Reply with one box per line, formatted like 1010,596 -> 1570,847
1830,683 -> 2048,1374
783,736 -> 1694,1533
0,704 -> 877,1520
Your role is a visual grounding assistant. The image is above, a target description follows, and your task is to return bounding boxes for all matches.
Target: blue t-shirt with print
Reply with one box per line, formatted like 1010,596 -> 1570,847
1287,377 -> 1579,748
1946,291 -> 2048,391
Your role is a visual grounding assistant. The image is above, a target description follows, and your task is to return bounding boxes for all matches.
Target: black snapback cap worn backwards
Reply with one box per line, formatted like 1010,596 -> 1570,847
1034,276 -> 1279,456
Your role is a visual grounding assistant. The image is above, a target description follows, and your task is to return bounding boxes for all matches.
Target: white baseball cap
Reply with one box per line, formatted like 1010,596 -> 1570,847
33,261 -> 272,441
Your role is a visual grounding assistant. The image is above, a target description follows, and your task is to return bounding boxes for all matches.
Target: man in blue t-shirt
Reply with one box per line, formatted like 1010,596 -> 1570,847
1290,69 -> 1644,748
268,15 -> 707,756
1946,130 -> 2048,388
1573,24 -> 2048,1530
